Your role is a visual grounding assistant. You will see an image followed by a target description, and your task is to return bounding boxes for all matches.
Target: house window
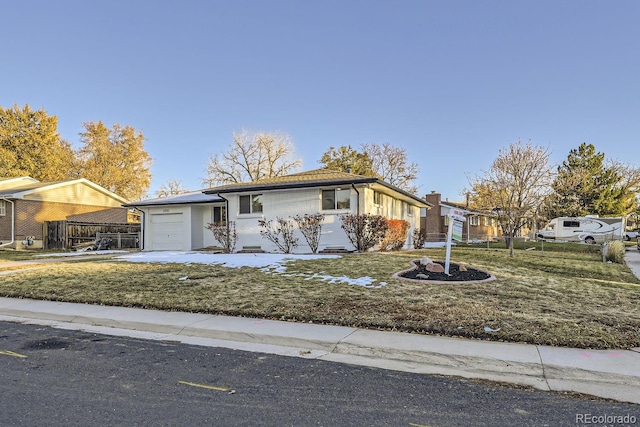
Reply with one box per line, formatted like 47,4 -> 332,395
401,201 -> 413,217
0,200 -> 5,216
484,217 -> 493,227
213,205 -> 226,224
373,191 -> 382,206
322,189 -> 350,210
239,194 -> 263,214
469,216 -> 479,226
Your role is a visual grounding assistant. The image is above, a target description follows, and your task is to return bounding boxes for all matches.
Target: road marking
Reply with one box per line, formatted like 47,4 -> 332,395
408,423 -> 431,427
178,380 -> 230,392
0,350 -> 27,358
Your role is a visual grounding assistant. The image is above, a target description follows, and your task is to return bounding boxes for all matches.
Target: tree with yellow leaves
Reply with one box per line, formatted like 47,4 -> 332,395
76,121 -> 152,201
0,104 -> 75,181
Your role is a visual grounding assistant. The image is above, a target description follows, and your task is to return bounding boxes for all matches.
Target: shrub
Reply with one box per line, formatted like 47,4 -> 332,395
258,217 -> 299,253
293,213 -> 324,254
604,240 -> 625,264
380,219 -> 411,251
412,227 -> 428,249
340,214 -> 388,252
205,221 -> 238,253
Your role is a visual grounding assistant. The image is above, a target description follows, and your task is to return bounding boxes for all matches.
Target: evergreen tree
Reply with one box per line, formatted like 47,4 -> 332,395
550,143 -> 629,216
0,104 -> 75,180
318,145 -> 376,177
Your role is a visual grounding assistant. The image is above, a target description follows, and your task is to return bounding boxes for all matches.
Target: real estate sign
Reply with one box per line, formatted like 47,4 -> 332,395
444,211 -> 466,275
452,220 -> 463,242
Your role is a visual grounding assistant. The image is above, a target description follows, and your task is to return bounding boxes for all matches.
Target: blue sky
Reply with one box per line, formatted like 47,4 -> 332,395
3,1 -> 639,201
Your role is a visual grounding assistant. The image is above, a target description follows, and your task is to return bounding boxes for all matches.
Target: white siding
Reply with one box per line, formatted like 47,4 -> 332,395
138,185 -> 425,253
363,187 -> 420,249
227,187 -> 359,253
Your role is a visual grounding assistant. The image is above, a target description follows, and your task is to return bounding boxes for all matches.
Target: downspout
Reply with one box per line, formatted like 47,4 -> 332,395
217,194 -> 230,251
134,208 -> 145,250
0,198 -> 15,248
216,194 -> 229,222
351,184 -> 360,215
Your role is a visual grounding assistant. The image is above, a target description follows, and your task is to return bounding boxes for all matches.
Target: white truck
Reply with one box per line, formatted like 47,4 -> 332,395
537,216 -> 626,244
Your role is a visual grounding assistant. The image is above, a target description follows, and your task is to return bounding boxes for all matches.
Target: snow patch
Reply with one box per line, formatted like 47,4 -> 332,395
114,251 -> 386,289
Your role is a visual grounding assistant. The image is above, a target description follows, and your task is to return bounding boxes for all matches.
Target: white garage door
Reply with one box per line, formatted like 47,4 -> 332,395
150,213 -> 184,250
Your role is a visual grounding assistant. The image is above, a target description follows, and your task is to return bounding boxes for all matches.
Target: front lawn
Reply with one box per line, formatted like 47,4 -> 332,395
0,245 -> 638,349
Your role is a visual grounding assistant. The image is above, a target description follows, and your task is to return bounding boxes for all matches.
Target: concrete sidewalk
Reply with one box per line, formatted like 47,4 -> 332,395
624,244 -> 640,281
1,296 -> 638,404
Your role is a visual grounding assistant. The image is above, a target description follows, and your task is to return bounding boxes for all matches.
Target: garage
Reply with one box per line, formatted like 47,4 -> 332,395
150,213 -> 184,250
124,191 -> 225,252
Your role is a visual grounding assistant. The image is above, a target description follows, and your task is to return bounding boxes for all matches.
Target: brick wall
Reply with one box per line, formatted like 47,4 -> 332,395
13,200 -> 128,240
422,192 -> 444,240
0,206 -> 12,242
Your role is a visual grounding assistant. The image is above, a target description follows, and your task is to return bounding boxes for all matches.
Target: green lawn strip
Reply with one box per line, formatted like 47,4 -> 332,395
0,248 -> 638,349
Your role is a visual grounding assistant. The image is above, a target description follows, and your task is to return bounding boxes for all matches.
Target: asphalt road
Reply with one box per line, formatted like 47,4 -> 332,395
1,321 -> 638,427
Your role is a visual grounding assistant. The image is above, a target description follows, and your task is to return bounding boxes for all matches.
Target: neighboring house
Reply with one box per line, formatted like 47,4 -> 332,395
126,169 -> 431,253
0,177 -> 130,249
421,191 -> 501,242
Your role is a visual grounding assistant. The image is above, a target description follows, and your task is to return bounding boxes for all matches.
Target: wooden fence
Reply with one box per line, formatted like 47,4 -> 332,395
44,221 -> 141,250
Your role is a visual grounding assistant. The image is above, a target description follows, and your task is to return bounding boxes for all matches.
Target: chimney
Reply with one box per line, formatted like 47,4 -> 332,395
425,191 -> 441,206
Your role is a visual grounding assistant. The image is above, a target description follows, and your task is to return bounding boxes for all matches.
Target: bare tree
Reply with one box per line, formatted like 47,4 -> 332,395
156,180 -> 189,198
204,129 -> 302,186
468,140 -> 553,256
361,143 -> 419,194
319,143 -> 419,194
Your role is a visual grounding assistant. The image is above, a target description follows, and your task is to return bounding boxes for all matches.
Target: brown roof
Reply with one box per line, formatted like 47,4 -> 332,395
204,168 -> 430,207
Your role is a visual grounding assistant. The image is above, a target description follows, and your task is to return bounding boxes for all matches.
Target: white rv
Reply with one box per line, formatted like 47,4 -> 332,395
537,216 -> 626,244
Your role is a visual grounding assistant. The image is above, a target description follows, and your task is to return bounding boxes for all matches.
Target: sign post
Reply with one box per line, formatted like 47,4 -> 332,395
444,209 -> 466,275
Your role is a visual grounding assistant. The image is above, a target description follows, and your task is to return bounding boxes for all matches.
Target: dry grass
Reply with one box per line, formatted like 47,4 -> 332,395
0,245 -> 638,349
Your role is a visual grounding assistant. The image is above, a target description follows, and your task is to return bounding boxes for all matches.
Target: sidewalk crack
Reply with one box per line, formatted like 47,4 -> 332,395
536,345 -> 552,391
331,328 -> 358,353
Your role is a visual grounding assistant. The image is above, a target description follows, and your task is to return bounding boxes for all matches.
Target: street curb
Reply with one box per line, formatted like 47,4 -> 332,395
1,298 -> 639,404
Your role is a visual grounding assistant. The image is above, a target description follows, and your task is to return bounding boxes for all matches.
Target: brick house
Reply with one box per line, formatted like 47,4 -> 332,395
0,177 -> 130,249
420,191 -> 501,242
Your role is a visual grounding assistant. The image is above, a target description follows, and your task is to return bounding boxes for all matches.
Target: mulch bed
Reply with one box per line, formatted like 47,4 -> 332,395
399,260 -> 493,282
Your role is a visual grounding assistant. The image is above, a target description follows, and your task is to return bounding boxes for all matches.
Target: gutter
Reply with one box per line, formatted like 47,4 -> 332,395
0,198 -> 15,248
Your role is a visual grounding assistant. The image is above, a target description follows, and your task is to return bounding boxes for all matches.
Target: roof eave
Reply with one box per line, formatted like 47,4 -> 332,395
204,177 -> 379,195
123,199 -> 223,208
205,178 -> 431,208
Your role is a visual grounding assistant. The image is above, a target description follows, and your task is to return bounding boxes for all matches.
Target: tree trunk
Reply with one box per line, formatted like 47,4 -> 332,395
508,232 -> 515,257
